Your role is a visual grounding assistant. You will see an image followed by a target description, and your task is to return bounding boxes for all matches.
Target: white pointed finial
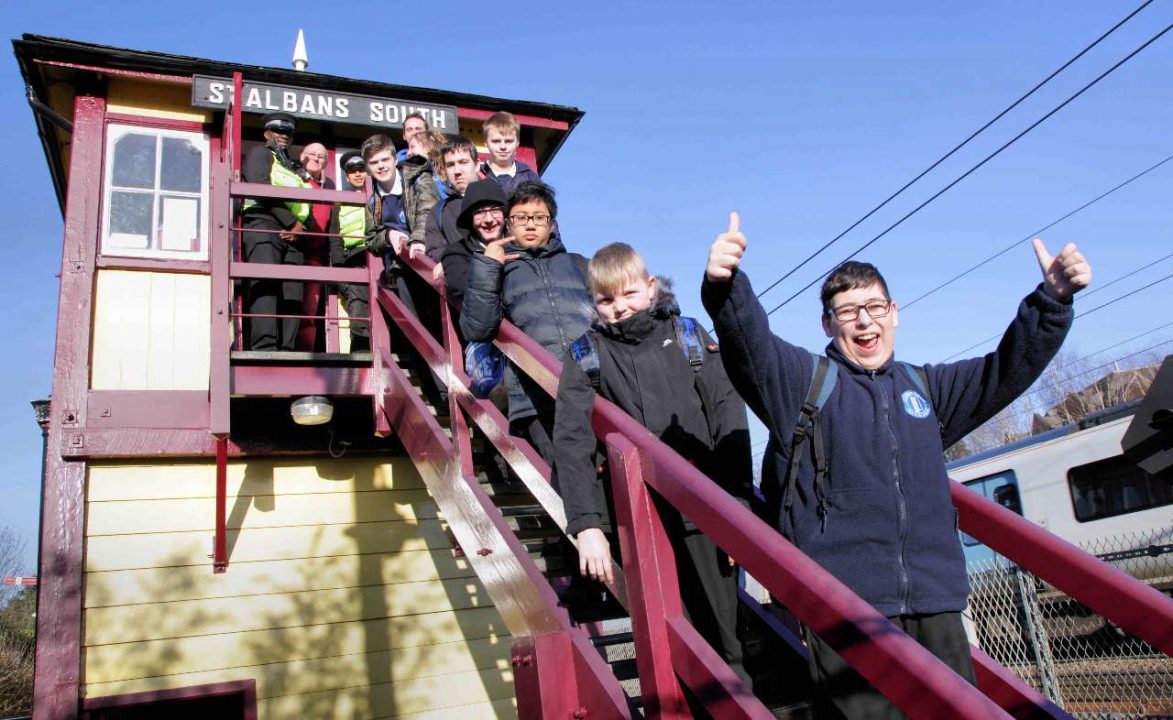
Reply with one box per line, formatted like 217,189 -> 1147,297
292,29 -> 309,72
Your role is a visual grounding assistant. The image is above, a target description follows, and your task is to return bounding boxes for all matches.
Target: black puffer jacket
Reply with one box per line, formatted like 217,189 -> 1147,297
553,282 -> 754,536
460,234 -> 594,422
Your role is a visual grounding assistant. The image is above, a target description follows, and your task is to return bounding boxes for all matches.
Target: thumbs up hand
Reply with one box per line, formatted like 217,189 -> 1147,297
706,212 -> 747,283
1033,238 -> 1091,301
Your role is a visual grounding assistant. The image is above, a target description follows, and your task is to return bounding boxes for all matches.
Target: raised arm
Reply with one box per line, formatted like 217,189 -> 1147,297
701,213 -> 813,445
927,238 -> 1090,446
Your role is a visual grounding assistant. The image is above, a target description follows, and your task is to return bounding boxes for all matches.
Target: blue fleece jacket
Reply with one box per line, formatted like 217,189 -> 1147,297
702,270 -> 1074,616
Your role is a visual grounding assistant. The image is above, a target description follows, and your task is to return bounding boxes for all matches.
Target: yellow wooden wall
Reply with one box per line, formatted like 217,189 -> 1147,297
90,269 -> 210,391
106,76 -> 212,123
82,456 -> 517,719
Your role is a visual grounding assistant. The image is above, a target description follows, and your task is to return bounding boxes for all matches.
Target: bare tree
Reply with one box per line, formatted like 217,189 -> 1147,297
0,526 -> 33,716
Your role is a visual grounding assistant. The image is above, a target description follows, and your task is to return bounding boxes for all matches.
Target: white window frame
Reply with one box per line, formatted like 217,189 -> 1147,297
101,124 -> 210,260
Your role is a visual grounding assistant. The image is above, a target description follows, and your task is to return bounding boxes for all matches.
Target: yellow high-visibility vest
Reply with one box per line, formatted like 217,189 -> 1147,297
338,204 -> 366,249
242,151 -> 310,223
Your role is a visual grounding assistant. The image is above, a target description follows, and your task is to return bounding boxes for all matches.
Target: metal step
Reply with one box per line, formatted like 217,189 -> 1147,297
230,350 -> 372,365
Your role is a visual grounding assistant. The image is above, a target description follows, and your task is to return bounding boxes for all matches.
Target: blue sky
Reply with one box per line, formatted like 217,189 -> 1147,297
1,1 -> 1170,569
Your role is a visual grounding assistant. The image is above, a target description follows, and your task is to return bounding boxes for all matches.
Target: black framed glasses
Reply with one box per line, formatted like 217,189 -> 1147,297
828,300 -> 891,323
508,213 -> 550,226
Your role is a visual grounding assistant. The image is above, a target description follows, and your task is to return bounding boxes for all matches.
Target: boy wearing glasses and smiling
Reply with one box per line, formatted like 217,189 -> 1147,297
460,181 -> 594,463
702,213 -> 1091,719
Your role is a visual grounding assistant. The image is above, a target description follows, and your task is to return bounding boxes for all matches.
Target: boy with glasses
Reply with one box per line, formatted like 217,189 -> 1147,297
460,181 -> 593,462
702,213 -> 1091,719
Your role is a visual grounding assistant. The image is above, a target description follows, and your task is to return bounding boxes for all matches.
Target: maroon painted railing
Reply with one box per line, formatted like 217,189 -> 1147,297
390,249 -> 1173,718
205,75 -> 1171,715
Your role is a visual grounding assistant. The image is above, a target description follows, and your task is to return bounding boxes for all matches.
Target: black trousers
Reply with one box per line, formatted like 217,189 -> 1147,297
242,216 -> 304,351
335,251 -> 371,345
805,610 -> 976,720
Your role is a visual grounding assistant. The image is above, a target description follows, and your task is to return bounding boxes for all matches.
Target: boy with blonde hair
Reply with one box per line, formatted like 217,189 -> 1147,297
481,111 -> 539,194
553,242 -> 752,687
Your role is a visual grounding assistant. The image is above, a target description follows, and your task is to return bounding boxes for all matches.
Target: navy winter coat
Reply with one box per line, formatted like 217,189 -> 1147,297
460,234 -> 594,422
702,270 -> 1074,616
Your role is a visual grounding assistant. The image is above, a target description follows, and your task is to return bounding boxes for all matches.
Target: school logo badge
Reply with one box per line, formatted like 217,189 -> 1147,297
901,390 -> 932,419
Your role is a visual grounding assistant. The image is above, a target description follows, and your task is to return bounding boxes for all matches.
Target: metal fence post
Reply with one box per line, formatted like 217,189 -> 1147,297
1014,566 -> 1063,706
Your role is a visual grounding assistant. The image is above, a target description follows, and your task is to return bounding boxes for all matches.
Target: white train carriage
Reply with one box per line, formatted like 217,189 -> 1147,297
947,403 -> 1172,576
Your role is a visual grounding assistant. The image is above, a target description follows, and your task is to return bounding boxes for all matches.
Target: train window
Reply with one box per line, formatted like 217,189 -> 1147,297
961,470 -> 1019,548
1067,454 -> 1173,523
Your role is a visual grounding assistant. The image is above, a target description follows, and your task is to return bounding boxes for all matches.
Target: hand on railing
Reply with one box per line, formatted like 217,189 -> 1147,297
577,528 -> 615,585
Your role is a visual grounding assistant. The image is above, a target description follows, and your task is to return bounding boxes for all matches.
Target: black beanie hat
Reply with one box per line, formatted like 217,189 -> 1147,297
457,180 -> 507,228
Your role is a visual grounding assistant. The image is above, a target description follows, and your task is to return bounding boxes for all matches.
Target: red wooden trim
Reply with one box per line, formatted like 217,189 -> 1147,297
95,255 -> 210,274
367,261 -> 390,437
105,112 -> 208,132
375,340 -> 564,635
34,92 -> 106,720
666,616 -> 769,719
83,679 -> 256,719
606,435 -> 689,719
972,646 -> 1070,720
229,260 -> 367,283
457,106 -> 569,130
231,365 -> 372,397
34,58 -> 192,85
513,633 -> 577,720
230,180 -> 365,205
209,132 -> 232,437
953,481 -> 1173,654
57,429 -> 404,459
85,391 -> 209,429
213,438 -> 228,573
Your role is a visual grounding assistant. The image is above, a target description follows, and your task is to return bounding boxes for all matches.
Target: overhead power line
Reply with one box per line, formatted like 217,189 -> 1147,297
751,0 -> 1156,303
763,22 -> 1173,320
901,154 -> 1173,310
941,265 -> 1173,361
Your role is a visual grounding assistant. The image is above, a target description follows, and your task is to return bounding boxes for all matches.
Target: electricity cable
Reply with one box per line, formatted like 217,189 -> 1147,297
901,154 -> 1173,310
942,266 -> 1173,361
751,0 -> 1156,302
762,22 -> 1173,319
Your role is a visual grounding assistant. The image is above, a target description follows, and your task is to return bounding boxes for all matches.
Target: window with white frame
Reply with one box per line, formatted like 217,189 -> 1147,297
102,125 -> 209,259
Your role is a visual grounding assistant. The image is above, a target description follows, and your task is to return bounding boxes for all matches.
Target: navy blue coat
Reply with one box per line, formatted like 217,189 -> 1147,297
460,234 -> 594,422
702,270 -> 1074,616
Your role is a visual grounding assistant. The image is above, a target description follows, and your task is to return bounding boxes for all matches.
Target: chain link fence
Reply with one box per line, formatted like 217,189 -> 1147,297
965,528 -> 1173,719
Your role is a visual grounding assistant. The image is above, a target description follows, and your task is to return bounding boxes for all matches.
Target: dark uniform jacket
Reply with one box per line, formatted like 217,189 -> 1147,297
702,270 -> 1074,617
241,143 -> 302,230
554,286 -> 754,536
479,160 -> 539,196
423,188 -> 464,263
460,234 -> 594,422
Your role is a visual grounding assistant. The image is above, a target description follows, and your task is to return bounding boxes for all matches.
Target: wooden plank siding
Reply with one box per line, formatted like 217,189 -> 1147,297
82,456 -> 517,719
90,270 -> 211,391
105,76 -> 212,123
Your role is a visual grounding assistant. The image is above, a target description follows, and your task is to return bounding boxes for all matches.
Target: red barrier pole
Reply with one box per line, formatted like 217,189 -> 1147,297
953,482 -> 1173,654
607,435 -> 690,719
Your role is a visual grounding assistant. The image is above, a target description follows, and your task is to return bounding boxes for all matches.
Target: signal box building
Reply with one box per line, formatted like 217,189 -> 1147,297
15,35 -> 583,720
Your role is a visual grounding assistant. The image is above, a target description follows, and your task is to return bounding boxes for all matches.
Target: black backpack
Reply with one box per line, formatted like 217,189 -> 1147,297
785,354 -> 934,529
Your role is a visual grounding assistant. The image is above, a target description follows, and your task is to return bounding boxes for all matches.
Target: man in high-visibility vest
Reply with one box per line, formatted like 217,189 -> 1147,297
241,112 -> 310,351
329,150 -> 376,352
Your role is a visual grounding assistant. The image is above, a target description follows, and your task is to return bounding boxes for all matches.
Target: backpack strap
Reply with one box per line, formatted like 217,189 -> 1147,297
784,353 -> 837,531
674,316 -> 706,372
675,317 -> 719,441
897,361 -> 944,436
570,333 -> 602,391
